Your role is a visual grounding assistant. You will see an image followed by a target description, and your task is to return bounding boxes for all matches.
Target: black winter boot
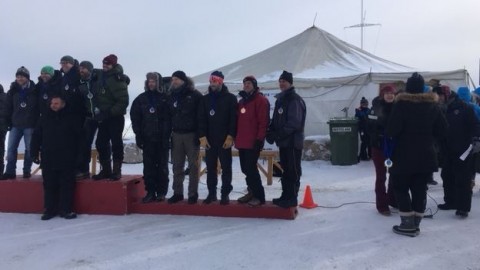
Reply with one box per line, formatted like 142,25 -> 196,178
273,197 -> 298,208
414,215 -> 422,236
220,194 -> 230,205
188,193 -> 198,204
142,192 -> 157,203
167,194 -> 184,204
110,159 -> 123,181
92,160 -> 112,180
41,211 -> 56,221
60,212 -> 77,219
203,192 -> 217,204
438,203 -> 455,210
237,190 -> 253,204
393,214 -> 417,237
455,210 -> 469,218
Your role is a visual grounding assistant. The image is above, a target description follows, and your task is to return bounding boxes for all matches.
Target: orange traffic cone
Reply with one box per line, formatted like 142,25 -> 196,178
299,185 -> 318,209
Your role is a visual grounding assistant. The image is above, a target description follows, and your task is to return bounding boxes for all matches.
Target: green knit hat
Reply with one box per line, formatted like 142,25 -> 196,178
41,65 -> 55,77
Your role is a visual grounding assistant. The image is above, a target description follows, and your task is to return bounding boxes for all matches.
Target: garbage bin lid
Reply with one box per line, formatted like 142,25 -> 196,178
328,117 -> 358,124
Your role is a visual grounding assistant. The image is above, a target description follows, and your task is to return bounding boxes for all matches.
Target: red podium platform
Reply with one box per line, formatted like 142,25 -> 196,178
130,200 -> 298,220
0,175 -> 144,215
0,176 -> 297,220
75,175 -> 144,215
0,177 -> 44,213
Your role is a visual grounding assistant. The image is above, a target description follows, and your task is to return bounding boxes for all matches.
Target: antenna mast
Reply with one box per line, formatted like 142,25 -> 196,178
344,0 -> 381,49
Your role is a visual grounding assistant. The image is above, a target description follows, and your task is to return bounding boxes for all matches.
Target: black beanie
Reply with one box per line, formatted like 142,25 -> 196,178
211,70 -> 224,79
279,70 -> 293,84
360,97 -> 368,105
79,61 -> 94,73
15,66 -> 30,79
172,70 -> 188,82
60,55 -> 75,65
406,72 -> 425,94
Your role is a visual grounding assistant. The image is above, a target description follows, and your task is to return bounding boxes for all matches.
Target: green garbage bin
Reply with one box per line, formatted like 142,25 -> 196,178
328,117 -> 359,165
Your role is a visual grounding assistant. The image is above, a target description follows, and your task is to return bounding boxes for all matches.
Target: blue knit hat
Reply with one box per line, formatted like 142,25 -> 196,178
457,87 -> 472,103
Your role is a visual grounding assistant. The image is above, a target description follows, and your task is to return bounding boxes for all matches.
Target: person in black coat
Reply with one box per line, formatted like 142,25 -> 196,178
356,97 -> 371,160
168,71 -> 203,205
367,85 -> 397,215
197,71 -> 237,205
386,72 -> 448,237
130,72 -> 172,203
1,67 -> 39,180
266,70 -> 307,208
75,61 -> 105,180
36,66 -> 61,116
434,86 -> 480,218
30,95 -> 83,220
0,84 -> 7,178
58,55 -> 84,117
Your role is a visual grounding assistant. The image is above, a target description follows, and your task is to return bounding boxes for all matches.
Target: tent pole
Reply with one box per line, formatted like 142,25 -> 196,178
361,0 -> 364,49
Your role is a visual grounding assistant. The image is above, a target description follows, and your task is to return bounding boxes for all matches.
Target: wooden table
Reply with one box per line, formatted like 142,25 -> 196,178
198,149 -> 282,185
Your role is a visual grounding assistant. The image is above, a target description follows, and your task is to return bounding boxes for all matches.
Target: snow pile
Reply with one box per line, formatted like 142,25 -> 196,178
1,160 -> 480,269
303,135 -> 331,161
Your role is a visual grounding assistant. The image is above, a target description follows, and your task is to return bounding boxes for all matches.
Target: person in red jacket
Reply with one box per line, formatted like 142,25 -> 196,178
235,76 -> 270,206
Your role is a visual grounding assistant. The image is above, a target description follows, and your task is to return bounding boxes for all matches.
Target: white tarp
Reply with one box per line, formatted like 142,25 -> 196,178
193,26 -> 470,135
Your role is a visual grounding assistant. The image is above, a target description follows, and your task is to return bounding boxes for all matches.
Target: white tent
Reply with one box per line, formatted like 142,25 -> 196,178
193,26 -> 471,135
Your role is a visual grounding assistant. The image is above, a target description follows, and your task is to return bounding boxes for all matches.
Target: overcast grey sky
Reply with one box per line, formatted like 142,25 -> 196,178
1,0 -> 479,95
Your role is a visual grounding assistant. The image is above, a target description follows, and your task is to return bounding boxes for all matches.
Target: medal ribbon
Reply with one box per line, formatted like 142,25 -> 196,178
19,85 -> 28,105
383,134 -> 395,160
209,91 -> 218,114
62,71 -> 71,90
40,82 -> 48,99
147,91 -> 157,111
172,90 -> 182,107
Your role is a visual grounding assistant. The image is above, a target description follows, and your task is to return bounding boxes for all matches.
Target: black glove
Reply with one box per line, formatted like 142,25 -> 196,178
135,136 -> 144,149
266,131 -> 275,144
254,140 -> 264,152
95,110 -> 111,122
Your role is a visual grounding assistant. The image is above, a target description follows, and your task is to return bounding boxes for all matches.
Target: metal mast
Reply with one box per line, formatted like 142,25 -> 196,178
344,0 -> 381,49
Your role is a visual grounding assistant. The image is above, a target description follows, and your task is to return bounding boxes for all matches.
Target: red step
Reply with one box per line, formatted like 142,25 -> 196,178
0,177 -> 44,213
130,200 -> 298,220
0,175 -> 144,215
75,175 -> 144,215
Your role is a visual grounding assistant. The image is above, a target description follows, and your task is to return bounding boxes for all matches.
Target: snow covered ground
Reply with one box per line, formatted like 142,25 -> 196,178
1,159 -> 480,270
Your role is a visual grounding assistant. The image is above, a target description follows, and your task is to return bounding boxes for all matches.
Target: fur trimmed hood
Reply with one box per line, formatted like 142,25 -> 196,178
394,92 -> 438,103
